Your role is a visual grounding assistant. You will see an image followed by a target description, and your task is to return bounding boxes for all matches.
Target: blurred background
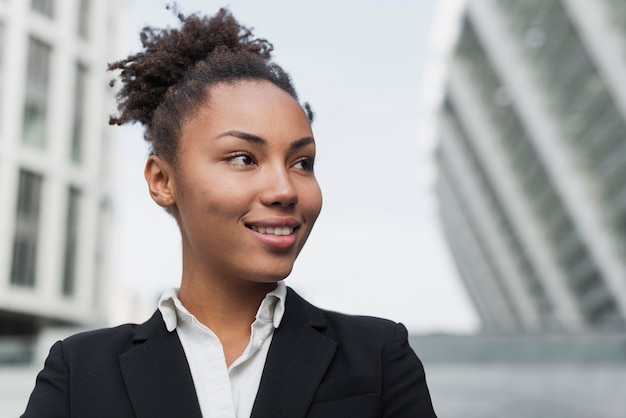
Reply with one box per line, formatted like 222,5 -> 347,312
1,0 -> 626,416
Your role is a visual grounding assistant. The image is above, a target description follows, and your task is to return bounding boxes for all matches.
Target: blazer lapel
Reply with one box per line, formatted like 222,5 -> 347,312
251,288 -> 337,418
119,311 -> 202,418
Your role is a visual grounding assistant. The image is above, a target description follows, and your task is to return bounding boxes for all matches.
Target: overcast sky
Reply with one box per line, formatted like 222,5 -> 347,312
113,0 -> 479,334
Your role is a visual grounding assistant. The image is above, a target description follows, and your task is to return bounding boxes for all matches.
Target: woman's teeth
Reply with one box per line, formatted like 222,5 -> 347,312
251,226 -> 294,236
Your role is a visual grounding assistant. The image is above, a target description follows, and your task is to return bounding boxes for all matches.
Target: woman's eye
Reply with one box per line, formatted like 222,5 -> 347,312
293,157 -> 314,171
228,154 -> 254,166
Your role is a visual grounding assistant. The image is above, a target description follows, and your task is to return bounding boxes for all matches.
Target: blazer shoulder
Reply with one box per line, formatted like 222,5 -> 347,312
60,310 -> 164,357
63,322 -> 139,344
322,308 -> 407,347
286,287 -> 404,344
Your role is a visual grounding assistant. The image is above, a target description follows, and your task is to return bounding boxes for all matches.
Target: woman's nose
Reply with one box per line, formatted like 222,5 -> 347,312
259,165 -> 298,208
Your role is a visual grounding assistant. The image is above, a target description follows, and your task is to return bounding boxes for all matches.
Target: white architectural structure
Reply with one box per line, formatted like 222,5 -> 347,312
436,0 -> 626,332
0,0 -> 124,334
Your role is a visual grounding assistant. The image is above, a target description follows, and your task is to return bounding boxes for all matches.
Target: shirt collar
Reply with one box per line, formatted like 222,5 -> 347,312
158,281 -> 287,332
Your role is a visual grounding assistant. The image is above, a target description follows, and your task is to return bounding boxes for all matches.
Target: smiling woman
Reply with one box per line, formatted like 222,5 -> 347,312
21,6 -> 436,418
147,81 -> 322,294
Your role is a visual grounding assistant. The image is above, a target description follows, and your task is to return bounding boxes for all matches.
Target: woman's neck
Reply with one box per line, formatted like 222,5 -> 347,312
177,272 -> 277,366
178,274 -> 276,330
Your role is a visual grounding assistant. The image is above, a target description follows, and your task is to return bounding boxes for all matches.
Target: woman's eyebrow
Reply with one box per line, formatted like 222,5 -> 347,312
215,130 -> 315,150
215,130 -> 266,145
290,136 -> 315,150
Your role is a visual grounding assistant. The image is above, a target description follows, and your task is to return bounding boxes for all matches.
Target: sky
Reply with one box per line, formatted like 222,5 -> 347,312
113,0 -> 479,334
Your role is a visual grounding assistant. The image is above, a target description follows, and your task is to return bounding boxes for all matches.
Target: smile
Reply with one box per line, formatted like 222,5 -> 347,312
249,226 -> 295,236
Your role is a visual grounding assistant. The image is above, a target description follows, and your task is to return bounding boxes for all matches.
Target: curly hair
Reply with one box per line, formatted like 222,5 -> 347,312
108,6 -> 313,162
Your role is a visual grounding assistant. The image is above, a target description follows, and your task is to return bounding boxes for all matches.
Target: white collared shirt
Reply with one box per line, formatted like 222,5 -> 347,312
158,282 -> 286,418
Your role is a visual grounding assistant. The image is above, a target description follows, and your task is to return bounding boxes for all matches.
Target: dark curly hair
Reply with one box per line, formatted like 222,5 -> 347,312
108,6 -> 313,163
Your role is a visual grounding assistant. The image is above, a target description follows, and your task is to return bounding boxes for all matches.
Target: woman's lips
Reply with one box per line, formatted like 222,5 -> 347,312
246,224 -> 298,250
249,225 -> 295,236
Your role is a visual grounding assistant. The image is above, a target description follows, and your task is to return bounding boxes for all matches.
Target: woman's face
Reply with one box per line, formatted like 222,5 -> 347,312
158,80 -> 322,285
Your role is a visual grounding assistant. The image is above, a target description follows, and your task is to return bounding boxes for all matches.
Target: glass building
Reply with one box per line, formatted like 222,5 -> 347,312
0,0 -> 124,334
436,0 -> 626,332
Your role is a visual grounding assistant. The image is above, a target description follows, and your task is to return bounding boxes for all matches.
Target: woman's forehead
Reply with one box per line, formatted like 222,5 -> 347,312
180,80 -> 313,147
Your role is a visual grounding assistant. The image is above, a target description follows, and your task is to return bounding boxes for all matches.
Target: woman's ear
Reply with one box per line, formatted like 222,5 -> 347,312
144,155 -> 176,208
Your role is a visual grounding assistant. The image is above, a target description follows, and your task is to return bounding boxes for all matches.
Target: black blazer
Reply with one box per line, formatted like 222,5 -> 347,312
22,287 -> 436,417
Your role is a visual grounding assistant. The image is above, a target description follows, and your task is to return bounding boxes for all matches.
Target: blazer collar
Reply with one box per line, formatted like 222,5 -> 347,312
251,287 -> 337,418
119,311 -> 203,418
118,287 -> 336,418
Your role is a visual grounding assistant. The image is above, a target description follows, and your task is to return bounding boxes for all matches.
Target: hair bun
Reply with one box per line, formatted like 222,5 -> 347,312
108,7 -> 273,127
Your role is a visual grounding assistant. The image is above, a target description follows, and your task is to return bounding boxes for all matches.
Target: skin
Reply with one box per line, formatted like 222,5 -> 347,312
144,80 -> 322,365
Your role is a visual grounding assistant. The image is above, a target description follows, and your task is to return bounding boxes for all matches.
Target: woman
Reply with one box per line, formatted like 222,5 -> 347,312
22,7 -> 436,418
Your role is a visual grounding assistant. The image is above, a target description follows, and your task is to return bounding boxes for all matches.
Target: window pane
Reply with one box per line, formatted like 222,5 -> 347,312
62,187 -> 81,296
77,0 -> 90,39
31,0 -> 54,18
11,170 -> 43,288
71,63 -> 87,163
22,37 -> 51,148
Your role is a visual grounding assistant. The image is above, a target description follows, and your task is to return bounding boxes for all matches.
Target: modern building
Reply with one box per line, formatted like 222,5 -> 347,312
411,333 -> 626,418
435,0 -> 626,332
0,0 -> 125,335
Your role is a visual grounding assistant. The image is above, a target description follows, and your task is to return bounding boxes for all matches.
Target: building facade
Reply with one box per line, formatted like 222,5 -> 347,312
0,0 -> 124,334
436,0 -> 626,332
